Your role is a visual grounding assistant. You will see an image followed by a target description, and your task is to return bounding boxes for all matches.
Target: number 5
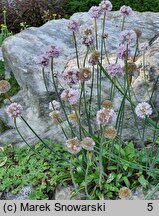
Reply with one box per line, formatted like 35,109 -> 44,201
147,203 -> 153,211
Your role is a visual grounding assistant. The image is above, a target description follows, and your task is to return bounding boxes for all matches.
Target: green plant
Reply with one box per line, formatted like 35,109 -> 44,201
66,0 -> 159,16
0,0 -> 68,33
0,9 -> 13,46
2,0 -> 159,201
0,142 -> 71,200
1,140 -> 158,200
69,140 -> 159,199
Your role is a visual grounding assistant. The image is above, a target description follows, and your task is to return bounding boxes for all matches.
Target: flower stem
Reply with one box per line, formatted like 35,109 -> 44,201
42,67 -> 55,109
51,57 -> 75,137
73,31 -> 80,68
94,18 -> 98,50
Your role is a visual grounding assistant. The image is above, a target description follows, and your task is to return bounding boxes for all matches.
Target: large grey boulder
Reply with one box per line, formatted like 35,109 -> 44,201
1,11 -> 159,146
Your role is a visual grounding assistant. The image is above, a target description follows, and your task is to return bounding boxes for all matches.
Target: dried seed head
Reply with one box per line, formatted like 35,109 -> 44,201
84,28 -> 93,35
68,111 -> 78,123
119,187 -> 132,200
49,111 -> 61,124
0,80 -> 11,94
66,137 -> 81,154
102,100 -> 113,109
133,28 -> 142,38
104,127 -> 117,139
79,68 -> 91,81
88,51 -> 100,66
124,62 -> 137,75
81,137 -> 95,151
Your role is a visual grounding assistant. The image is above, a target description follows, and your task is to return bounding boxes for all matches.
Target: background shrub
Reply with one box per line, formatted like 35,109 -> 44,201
0,0 -> 159,33
0,0 -> 67,33
66,0 -> 159,15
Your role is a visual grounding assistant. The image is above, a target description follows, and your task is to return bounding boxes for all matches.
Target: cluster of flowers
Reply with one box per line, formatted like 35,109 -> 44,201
1,0 -> 153,157
88,1 -> 132,19
37,45 -> 60,67
66,137 -> 95,154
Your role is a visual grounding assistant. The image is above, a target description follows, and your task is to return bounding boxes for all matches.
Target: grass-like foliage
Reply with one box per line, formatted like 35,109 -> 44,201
1,140 -> 159,200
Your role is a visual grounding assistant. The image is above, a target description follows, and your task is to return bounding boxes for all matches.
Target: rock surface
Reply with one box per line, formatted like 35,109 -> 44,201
1,186 -> 32,200
1,11 -> 159,146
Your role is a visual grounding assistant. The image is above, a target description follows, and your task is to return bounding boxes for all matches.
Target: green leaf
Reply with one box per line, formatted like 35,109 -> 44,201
116,173 -> 122,181
107,173 -> 116,183
121,160 -> 129,171
114,144 -> 125,156
122,176 -> 130,188
104,183 -> 119,193
124,142 -> 135,158
76,166 -> 84,175
107,166 -> 117,171
138,175 -> 149,188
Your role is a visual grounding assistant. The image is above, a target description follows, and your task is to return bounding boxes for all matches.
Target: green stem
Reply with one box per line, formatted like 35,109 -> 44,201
133,37 -> 139,62
51,58 -> 75,137
121,17 -> 125,31
99,126 -> 104,190
83,82 -> 92,135
85,151 -> 91,199
14,118 -> 50,162
104,40 -> 110,64
83,47 -> 89,67
42,67 -> 55,110
20,116 -> 66,161
94,18 -> 98,50
89,66 -> 95,118
73,31 -> 80,68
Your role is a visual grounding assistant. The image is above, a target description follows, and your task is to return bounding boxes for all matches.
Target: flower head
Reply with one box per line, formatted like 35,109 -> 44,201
68,111 -> 78,123
119,30 -> 137,46
106,63 -> 122,78
0,80 -> 11,94
124,62 -> 137,75
135,102 -> 152,119
61,88 -> 80,105
120,5 -> 133,17
117,44 -> 131,60
49,100 -> 61,111
49,110 -> 61,124
104,127 -> 117,139
89,6 -> 102,19
81,137 -> 95,151
36,55 -> 49,67
6,103 -> 23,118
119,187 -> 132,200
96,108 -> 117,126
99,0 -> 113,13
45,45 -> 60,58
133,28 -> 142,39
82,31 -> 94,47
139,42 -> 149,52
102,100 -> 113,109
88,51 -> 100,66
63,68 -> 79,86
66,137 -> 81,154
79,68 -> 91,81
68,20 -> 80,32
